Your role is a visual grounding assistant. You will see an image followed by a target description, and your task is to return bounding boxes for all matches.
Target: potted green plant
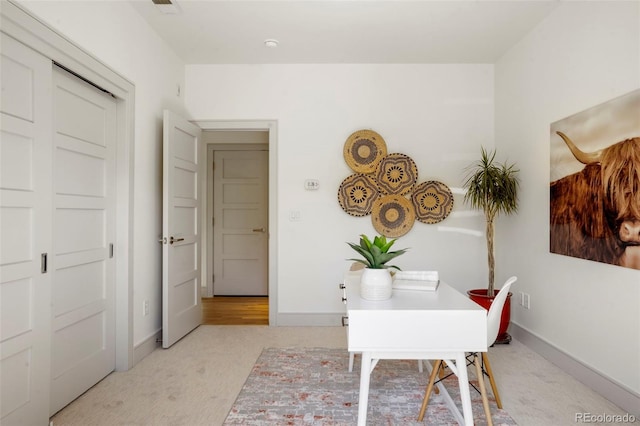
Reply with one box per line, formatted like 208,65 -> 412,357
463,147 -> 519,342
347,234 -> 408,300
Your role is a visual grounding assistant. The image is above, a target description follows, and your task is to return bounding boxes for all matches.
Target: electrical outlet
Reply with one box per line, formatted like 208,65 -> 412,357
143,300 -> 150,316
518,292 -> 531,309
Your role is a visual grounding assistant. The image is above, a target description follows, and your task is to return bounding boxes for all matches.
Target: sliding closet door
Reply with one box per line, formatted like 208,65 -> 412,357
50,66 -> 117,414
0,34 -> 53,425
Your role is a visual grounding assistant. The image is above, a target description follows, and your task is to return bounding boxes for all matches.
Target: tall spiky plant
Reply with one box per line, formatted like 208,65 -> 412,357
347,234 -> 408,270
463,147 -> 519,295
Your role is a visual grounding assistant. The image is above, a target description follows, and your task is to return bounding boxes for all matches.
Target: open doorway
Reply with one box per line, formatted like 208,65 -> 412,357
199,124 -> 276,325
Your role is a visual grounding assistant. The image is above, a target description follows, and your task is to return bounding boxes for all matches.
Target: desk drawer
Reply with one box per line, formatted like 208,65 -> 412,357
348,309 -> 486,352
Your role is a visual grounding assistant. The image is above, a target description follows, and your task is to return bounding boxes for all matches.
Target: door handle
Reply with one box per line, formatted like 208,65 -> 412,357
252,228 -> 265,233
170,236 -> 185,244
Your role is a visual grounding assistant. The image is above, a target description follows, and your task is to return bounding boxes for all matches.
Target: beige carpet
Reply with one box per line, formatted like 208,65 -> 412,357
50,325 -> 632,426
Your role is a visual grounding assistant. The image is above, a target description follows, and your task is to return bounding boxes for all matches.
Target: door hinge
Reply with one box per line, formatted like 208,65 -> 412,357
109,243 -> 114,258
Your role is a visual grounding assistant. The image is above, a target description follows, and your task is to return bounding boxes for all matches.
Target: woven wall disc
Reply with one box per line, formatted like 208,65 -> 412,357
337,174 -> 380,217
343,130 -> 388,174
411,180 -> 454,224
375,153 -> 419,196
371,194 -> 415,237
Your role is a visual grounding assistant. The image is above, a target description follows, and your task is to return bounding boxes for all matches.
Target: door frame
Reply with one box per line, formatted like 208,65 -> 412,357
195,120 -> 278,326
2,1 -> 135,370
206,142 -> 269,297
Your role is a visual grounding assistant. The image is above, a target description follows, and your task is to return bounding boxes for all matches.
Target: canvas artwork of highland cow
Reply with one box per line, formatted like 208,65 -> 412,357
550,89 -> 640,270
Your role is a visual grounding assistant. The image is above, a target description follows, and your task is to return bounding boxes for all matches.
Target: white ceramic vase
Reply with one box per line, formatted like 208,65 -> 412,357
360,268 -> 392,301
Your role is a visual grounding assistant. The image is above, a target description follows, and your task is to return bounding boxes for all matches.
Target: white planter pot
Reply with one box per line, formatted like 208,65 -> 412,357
360,268 -> 392,301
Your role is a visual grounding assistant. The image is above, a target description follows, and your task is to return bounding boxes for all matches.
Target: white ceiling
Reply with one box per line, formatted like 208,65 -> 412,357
129,0 -> 559,64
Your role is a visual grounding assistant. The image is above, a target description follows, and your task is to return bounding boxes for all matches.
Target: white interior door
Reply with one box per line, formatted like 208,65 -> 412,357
162,110 -> 202,348
213,150 -> 268,296
0,34 -> 52,426
50,65 -> 117,414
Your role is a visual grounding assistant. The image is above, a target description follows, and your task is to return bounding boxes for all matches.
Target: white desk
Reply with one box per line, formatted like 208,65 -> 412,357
344,272 -> 487,426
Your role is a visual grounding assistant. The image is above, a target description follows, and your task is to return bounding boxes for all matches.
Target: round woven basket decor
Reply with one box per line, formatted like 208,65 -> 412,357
375,153 -> 418,196
337,173 -> 380,217
411,180 -> 454,224
371,194 -> 415,237
343,130 -> 388,174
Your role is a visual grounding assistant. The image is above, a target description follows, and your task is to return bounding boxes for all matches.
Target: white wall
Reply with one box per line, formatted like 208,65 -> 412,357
186,64 -> 494,315
16,1 -> 188,347
495,1 -> 640,396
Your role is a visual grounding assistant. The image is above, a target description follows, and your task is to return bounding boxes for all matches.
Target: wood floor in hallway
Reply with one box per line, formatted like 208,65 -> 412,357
202,296 -> 269,325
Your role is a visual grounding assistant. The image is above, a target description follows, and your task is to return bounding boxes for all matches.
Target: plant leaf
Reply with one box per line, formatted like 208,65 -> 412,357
347,242 -> 374,267
380,238 -> 396,253
360,235 -> 372,250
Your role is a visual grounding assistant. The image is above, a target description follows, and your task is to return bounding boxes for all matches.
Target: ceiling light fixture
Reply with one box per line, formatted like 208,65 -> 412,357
264,39 -> 279,48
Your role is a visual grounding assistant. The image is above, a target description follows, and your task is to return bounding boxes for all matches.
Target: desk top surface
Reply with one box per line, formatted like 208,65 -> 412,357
344,270 -> 485,313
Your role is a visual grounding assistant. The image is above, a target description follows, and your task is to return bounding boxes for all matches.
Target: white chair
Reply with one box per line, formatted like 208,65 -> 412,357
418,276 -> 517,425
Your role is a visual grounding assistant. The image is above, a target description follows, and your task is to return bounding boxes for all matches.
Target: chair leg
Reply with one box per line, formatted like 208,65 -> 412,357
418,360 -> 442,421
433,361 -> 447,394
349,352 -> 355,372
482,352 -> 503,409
473,354 -> 493,426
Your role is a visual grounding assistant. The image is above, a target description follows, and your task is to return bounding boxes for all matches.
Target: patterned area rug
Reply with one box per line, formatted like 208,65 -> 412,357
224,347 -> 517,425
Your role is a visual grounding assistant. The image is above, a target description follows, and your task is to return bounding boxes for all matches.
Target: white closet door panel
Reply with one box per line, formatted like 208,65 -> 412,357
0,347 -> 32,418
50,66 -> 116,415
53,260 -> 105,316
54,208 -> 106,254
0,276 -> 32,339
52,299 -> 106,333
55,248 -> 105,269
55,194 -> 106,210
54,85 -> 109,147
0,49 -> 35,121
0,123 -> 34,190
56,146 -> 106,197
0,34 -> 52,426
52,311 -> 108,377
0,206 -> 32,264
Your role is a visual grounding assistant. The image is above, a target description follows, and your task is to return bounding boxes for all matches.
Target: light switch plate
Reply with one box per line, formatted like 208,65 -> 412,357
304,179 -> 319,190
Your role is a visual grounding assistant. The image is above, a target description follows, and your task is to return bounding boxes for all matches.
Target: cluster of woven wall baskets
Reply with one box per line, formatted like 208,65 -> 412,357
338,129 -> 454,237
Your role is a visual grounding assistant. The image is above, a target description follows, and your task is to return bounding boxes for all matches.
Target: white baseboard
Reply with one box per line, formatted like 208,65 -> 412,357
511,323 -> 640,417
133,330 -> 162,366
276,313 -> 344,326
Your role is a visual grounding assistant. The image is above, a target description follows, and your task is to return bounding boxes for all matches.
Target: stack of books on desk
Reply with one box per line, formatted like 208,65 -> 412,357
392,270 -> 440,291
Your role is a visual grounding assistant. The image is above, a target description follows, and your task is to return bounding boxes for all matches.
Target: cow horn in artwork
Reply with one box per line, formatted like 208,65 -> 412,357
556,131 -> 603,164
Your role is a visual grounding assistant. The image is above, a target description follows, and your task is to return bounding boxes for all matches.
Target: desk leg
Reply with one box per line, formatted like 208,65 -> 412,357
357,352 -> 372,426
456,352 -> 474,426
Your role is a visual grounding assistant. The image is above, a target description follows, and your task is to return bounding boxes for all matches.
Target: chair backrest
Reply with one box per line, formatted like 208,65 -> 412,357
486,276 -> 517,346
